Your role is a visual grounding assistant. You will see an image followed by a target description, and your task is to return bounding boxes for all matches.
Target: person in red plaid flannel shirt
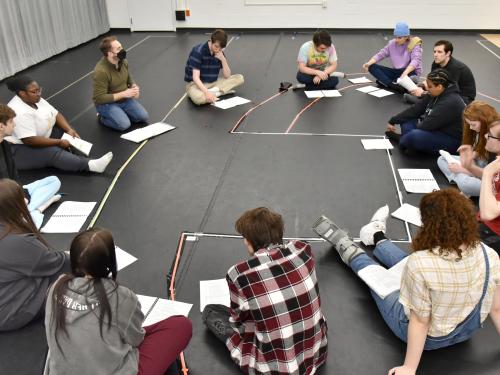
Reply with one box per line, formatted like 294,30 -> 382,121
202,207 -> 328,374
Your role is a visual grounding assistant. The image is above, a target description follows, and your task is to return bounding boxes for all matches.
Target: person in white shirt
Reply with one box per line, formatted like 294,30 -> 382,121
6,76 -> 112,173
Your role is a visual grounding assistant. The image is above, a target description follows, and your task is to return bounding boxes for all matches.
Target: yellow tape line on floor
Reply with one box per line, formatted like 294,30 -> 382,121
87,93 -> 187,229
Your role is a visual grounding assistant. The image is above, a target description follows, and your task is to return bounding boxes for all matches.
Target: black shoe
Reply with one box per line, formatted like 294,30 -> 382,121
403,93 -> 419,104
385,131 -> 401,143
279,81 -> 293,92
375,80 -> 388,88
387,82 -> 407,94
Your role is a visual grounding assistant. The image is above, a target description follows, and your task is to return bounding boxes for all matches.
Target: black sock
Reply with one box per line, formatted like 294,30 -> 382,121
373,231 -> 387,245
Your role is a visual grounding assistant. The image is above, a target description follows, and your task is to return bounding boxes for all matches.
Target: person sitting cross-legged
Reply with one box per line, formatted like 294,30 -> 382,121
385,69 -> 465,155
202,207 -> 328,375
296,30 -> 340,90
184,29 -> 244,105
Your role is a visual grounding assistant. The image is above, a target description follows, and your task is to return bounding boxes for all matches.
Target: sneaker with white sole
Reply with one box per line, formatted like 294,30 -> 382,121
312,215 -> 365,264
292,83 -> 306,90
359,205 -> 389,246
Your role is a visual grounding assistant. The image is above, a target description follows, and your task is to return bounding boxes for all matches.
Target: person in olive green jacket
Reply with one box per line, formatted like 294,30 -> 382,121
92,36 -> 149,131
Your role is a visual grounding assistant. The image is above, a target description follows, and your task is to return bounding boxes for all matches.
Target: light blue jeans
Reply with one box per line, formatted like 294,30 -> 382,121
96,98 -> 149,131
349,240 -> 489,350
437,155 -> 487,197
24,176 -> 61,228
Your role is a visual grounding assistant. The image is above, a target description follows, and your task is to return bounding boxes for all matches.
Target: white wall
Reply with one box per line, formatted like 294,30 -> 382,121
107,0 -> 500,30
106,0 -> 130,28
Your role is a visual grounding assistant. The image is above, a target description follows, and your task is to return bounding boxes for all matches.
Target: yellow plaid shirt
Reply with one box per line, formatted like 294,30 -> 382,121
399,243 -> 500,337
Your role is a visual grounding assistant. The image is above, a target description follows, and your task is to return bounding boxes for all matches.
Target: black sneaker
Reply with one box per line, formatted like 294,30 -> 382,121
387,82 -> 407,94
375,80 -> 387,88
385,131 -> 401,143
403,93 -> 419,104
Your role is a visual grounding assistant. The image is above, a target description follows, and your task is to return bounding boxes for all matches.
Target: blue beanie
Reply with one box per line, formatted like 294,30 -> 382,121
394,22 -> 410,37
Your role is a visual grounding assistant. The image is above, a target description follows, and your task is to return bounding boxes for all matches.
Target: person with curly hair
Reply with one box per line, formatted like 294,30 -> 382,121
313,189 -> 500,375
437,101 -> 500,196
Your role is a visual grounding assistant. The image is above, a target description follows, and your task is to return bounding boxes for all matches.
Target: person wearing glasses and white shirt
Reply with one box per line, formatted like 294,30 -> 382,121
6,76 -> 113,173
479,120 -> 500,252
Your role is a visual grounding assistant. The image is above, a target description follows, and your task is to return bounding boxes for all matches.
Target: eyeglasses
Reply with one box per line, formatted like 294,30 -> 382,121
27,87 -> 42,95
486,132 -> 500,141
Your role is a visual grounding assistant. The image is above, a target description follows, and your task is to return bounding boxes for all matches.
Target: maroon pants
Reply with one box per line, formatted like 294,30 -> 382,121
138,316 -> 192,375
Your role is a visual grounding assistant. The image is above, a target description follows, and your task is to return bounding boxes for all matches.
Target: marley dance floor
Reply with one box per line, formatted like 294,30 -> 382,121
0,30 -> 499,375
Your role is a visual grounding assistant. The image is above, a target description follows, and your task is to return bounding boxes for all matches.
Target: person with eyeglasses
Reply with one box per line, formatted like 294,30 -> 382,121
92,36 -> 149,130
0,104 -> 61,228
6,76 -> 113,173
362,22 -> 422,94
479,120 -> 500,252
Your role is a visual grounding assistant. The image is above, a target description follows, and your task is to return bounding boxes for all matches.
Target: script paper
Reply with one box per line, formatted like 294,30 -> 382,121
200,278 -> 230,312
398,169 -> 440,193
304,90 -> 342,98
137,295 -> 193,326
357,258 -> 408,299
322,90 -> 342,97
115,246 -> 137,271
396,76 -> 418,91
143,298 -> 193,326
356,85 -> 379,93
41,201 -> 96,233
62,133 -> 93,156
392,203 -> 422,227
361,139 -> 394,150
212,96 -> 251,109
368,89 -> 394,98
348,76 -> 372,84
138,295 -> 157,315
121,122 -> 176,143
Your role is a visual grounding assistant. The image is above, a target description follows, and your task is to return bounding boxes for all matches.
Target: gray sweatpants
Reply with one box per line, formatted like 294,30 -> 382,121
11,128 -> 89,172
11,144 -> 89,172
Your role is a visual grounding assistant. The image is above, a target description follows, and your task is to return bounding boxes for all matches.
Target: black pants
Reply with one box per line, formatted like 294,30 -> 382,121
479,222 -> 500,253
202,304 -> 233,343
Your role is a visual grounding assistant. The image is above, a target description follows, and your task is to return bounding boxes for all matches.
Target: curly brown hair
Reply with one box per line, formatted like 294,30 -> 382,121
411,189 -> 480,257
462,101 -> 500,160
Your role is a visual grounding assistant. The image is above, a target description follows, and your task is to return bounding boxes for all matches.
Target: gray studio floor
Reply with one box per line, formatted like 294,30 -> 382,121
0,30 -> 499,374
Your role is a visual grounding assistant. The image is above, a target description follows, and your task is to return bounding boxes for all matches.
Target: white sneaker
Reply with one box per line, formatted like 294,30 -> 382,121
359,205 -> 389,246
215,89 -> 235,98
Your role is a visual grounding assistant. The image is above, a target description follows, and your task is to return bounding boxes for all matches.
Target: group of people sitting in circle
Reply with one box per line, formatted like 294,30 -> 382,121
0,24 -> 499,375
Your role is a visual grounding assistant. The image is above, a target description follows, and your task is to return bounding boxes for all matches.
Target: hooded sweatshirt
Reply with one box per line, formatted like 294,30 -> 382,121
45,277 -> 145,375
0,224 -> 69,331
389,83 -> 465,139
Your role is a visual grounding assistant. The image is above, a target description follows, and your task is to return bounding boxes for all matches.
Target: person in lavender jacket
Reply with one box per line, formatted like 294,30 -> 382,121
362,22 -> 422,94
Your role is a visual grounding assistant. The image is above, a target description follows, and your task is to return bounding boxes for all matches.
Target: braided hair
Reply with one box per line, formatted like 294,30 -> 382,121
426,68 -> 452,88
